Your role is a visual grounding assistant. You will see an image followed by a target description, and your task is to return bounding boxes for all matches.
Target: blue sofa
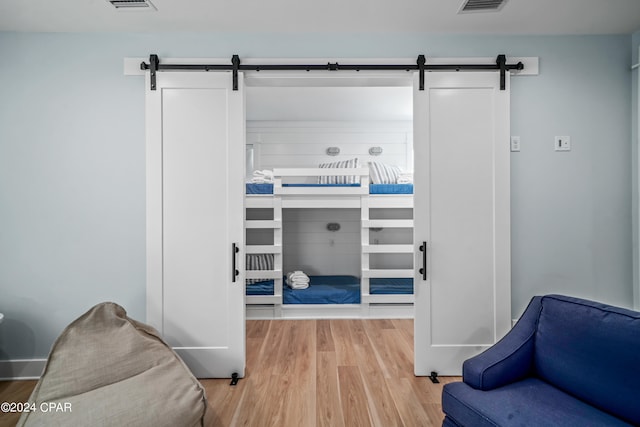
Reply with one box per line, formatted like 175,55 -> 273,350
442,294 -> 640,427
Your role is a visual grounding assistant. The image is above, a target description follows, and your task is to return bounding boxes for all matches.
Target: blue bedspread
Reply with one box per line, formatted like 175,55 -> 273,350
284,275 -> 361,304
369,278 -> 414,294
245,183 -> 274,194
246,276 -> 360,303
246,280 -> 275,295
246,276 -> 413,301
369,184 -> 413,194
245,183 -> 413,194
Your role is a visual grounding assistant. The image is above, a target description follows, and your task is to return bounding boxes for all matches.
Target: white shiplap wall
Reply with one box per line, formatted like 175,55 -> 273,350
247,120 -> 413,174
282,208 -> 361,276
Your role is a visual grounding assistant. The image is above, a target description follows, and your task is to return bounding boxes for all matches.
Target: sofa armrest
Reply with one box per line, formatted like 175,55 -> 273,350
463,296 -> 542,390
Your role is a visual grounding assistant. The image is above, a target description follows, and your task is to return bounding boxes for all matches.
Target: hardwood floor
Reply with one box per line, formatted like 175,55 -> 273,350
0,319 -> 459,427
203,319 -> 459,426
0,381 -> 38,427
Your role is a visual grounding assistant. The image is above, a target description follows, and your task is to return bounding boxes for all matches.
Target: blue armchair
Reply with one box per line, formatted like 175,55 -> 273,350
442,294 -> 640,426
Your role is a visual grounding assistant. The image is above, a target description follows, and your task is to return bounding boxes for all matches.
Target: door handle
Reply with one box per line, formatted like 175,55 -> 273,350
232,243 -> 240,282
419,241 -> 427,281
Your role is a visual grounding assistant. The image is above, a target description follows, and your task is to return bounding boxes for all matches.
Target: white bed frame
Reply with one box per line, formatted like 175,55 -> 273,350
245,167 -> 414,319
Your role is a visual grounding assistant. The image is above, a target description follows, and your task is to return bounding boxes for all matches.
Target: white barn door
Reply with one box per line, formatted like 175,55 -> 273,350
413,72 -> 511,376
146,72 -> 245,378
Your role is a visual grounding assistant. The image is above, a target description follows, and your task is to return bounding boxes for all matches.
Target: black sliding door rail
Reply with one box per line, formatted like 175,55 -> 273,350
141,54 -> 523,91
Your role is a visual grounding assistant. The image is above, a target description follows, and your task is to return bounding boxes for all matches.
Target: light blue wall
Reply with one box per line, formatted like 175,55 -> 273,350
633,30 -> 640,310
0,32 -> 634,360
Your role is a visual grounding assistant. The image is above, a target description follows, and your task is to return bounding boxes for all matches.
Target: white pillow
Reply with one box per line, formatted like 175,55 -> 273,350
318,158 -> 360,184
369,161 -> 401,184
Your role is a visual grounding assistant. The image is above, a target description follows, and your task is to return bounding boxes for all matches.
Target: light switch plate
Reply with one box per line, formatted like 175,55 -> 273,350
511,136 -> 521,152
555,136 -> 571,151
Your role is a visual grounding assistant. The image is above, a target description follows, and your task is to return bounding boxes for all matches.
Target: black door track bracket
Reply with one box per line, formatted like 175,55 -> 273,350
230,372 -> 240,386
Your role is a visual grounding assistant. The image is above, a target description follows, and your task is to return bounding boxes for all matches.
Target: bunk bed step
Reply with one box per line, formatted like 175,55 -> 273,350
246,295 -> 281,305
363,219 -> 414,228
245,245 -> 282,254
363,244 -> 414,254
275,187 -> 368,195
363,294 -> 415,304
368,196 -> 414,208
282,197 -> 362,209
245,220 -> 282,229
246,270 -> 282,279
362,269 -> 414,278
245,197 -> 278,209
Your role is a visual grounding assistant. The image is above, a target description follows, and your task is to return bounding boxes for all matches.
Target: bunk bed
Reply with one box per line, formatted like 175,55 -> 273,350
245,166 -> 414,319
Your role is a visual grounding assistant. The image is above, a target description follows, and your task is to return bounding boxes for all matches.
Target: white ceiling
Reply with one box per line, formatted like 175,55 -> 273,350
1,0 -> 640,34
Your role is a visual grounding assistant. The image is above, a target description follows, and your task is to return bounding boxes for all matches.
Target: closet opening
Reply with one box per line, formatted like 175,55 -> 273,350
244,75 -> 415,319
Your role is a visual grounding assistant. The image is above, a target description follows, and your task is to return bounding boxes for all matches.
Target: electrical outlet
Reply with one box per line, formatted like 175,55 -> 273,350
555,136 -> 571,151
510,136 -> 521,152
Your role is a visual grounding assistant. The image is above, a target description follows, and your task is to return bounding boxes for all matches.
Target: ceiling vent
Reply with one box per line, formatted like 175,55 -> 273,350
107,0 -> 157,10
458,0 -> 507,13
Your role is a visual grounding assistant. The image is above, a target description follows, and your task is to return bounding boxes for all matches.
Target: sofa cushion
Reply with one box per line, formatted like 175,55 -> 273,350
534,295 -> 640,425
442,378 -> 633,427
17,302 -> 206,427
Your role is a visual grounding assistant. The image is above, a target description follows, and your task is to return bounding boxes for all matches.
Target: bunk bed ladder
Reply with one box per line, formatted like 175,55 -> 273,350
244,194 -> 283,317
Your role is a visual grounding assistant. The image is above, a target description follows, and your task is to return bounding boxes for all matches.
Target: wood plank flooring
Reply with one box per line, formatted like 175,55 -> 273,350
0,319 -> 459,427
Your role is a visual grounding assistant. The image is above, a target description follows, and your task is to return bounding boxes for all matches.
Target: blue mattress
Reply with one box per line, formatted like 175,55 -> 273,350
284,275 -> 360,304
246,280 -> 274,295
246,276 -> 412,300
246,183 -> 413,194
246,276 -> 361,304
369,184 -> 413,194
246,183 -> 274,194
369,278 -> 414,294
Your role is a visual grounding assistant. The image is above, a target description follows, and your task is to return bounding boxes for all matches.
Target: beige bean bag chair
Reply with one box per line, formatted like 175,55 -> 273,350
18,302 -> 207,427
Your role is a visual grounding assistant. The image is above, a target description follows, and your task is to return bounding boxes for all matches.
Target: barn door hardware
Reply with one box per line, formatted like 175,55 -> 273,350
232,243 -> 240,283
141,54 -> 523,91
148,54 -> 159,91
417,54 -> 426,90
230,372 -> 240,386
231,54 -> 240,90
497,54 -> 507,90
419,241 -> 427,281
430,371 -> 440,384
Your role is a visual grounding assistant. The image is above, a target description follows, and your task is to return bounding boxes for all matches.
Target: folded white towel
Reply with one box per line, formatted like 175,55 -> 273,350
288,271 -> 309,280
286,271 -> 310,289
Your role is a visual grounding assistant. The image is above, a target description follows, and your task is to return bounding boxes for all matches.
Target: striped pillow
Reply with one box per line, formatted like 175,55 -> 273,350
246,253 -> 274,285
318,158 -> 360,184
369,161 -> 401,184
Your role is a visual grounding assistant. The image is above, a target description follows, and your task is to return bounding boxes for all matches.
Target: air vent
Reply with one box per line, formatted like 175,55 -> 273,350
459,0 -> 507,13
107,0 -> 157,10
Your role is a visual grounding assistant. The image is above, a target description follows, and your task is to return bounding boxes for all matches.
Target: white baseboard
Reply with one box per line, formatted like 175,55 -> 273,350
246,303 -> 414,320
0,359 -> 46,380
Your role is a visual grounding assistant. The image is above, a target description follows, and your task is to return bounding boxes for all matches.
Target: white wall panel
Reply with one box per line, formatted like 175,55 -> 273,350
282,208 -> 361,276
247,120 -> 413,172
